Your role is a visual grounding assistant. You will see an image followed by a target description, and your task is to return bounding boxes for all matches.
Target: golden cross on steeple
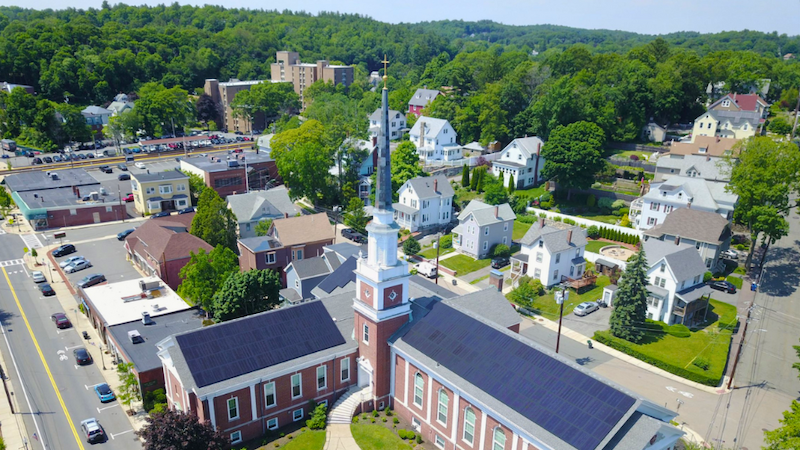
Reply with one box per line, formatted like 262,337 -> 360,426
381,54 -> 389,89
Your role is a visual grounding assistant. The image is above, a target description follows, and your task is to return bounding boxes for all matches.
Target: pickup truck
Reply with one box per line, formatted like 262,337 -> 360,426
341,228 -> 367,243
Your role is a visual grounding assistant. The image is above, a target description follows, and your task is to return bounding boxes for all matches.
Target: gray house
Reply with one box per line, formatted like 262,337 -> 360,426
643,208 -> 732,272
452,200 -> 516,259
654,154 -> 731,183
227,186 -> 299,238
282,242 -> 365,303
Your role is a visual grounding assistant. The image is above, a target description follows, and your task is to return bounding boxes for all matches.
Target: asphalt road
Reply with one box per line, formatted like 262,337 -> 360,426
0,231 -> 141,450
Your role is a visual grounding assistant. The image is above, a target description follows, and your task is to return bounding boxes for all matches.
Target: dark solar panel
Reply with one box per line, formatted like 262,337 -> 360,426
401,304 -> 635,450
316,256 -> 357,294
175,301 -> 346,388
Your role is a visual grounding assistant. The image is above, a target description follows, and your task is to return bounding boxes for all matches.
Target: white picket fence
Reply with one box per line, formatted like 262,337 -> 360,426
525,207 -> 644,239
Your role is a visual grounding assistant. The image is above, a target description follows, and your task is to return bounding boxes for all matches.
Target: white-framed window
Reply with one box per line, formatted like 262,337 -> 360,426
264,382 -> 276,408
177,184 -> 186,191
694,275 -> 701,284
363,323 -> 369,344
412,417 -> 421,431
534,268 -> 541,278
105,206 -> 112,212
437,389 -> 448,425
536,252 -> 543,263
266,253 -> 276,264
435,435 -> 445,449
294,279 -> 300,289
317,365 -> 327,390
176,199 -> 187,208
504,222 -> 508,231
159,185 -> 172,194
246,223 -> 251,231
484,227 -> 489,235
230,431 -> 242,444
538,240 -> 543,248
493,428 -> 506,450
463,407 -> 476,445
553,270 -> 559,281
413,373 -> 424,407
293,408 -> 303,422
291,373 -> 302,399
721,99 -> 731,107
146,187 -> 155,194
227,397 -> 239,421
341,357 -> 350,382
267,417 -> 278,430
483,241 -> 488,251
650,202 -> 660,210
555,253 -> 560,264
647,217 -> 657,226
293,249 -> 303,260
503,236 -> 507,244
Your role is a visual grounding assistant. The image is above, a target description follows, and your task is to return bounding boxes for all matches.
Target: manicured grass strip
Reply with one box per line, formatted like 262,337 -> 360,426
280,430 -> 326,450
470,274 -> 490,285
418,246 -> 454,260
593,300 -> 737,386
585,240 -> 610,253
440,254 -> 491,275
725,275 -> 743,290
513,220 -> 532,240
351,424 -> 412,450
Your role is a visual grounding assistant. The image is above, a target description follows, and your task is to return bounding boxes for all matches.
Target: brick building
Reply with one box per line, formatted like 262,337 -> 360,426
270,51 -> 354,105
158,76 -> 683,449
179,152 -> 278,199
204,78 -> 266,133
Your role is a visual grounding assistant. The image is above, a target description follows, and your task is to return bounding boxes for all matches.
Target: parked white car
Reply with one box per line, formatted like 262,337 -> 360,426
721,249 -> 739,259
134,162 -> 146,169
65,260 -> 92,274
59,256 -> 85,269
574,302 -> 600,317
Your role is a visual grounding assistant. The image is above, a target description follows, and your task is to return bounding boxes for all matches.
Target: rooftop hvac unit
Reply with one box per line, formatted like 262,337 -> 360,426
139,280 -> 160,291
227,160 -> 239,168
142,312 -> 154,325
128,330 -> 144,344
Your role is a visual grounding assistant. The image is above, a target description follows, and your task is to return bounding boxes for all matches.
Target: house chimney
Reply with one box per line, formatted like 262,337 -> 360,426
537,142 -> 541,154
567,229 -> 573,243
434,178 -> 438,193
540,218 -> 545,228
489,269 -> 504,292
716,137 -> 720,143
284,212 -> 289,218
494,205 -> 499,218
419,122 -> 425,147
675,236 -> 681,245
372,136 -> 377,148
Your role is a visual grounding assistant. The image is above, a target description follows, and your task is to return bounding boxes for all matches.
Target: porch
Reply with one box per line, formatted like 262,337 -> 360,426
671,284 -> 714,327
560,270 -> 598,292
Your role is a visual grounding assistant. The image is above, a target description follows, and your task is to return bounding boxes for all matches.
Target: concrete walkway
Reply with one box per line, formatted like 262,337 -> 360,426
323,386 -> 370,450
323,424 -> 361,450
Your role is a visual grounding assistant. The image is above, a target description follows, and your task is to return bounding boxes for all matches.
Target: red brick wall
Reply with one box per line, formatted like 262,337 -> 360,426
359,283 -> 375,308
457,397 -> 484,450
355,312 -> 410,401
429,379 -> 454,438
383,284 -> 403,308
163,257 -> 191,291
240,240 -> 333,287
214,386 -> 253,430
394,354 -> 406,405
41,204 -> 127,230
483,416 -> 513,450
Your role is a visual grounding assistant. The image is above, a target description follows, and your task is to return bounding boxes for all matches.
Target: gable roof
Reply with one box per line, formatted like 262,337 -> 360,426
408,116 -> 452,139
710,93 -> 767,112
369,109 -> 404,122
393,303 -> 640,450
81,105 -> 112,116
655,155 -> 731,182
133,169 -> 188,184
644,208 -> 731,245
519,219 -> 588,253
314,256 -> 358,296
227,187 -> 299,223
502,136 -> 544,159
271,213 -> 334,247
669,136 -> 739,157
287,256 -> 333,280
644,176 -> 738,211
125,213 -> 213,262
701,109 -> 762,127
404,174 -> 454,199
458,200 -> 516,226
107,101 -> 134,113
408,88 -> 440,107
643,239 -> 708,282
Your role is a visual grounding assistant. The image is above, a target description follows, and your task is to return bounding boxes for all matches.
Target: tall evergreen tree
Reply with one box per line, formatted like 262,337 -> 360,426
476,167 -> 486,193
461,164 -> 470,189
470,167 -> 479,191
609,248 -> 649,343
507,174 -> 516,194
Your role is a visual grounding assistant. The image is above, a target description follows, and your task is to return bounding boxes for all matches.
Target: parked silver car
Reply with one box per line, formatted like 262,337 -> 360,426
65,260 -> 92,273
574,302 -> 600,317
31,271 -> 46,283
59,256 -> 85,269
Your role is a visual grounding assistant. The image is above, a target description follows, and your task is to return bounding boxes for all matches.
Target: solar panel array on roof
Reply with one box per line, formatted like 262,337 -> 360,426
401,304 -> 635,450
175,301 -> 345,388
316,256 -> 357,294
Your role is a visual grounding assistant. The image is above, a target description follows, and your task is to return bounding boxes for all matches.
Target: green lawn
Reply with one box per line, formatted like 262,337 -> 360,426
440,254 -> 492,275
512,276 -> 611,319
594,300 -> 737,386
351,424 -> 412,450
453,185 -> 483,205
514,185 -> 547,201
726,275 -> 744,289
279,430 -> 326,450
574,212 -> 619,225
585,240 -> 610,253
609,150 -> 652,161
418,246 -> 454,260
513,220 -> 533,240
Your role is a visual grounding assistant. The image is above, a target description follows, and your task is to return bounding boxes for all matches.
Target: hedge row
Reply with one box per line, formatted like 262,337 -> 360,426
593,331 -> 721,386
595,226 -> 640,245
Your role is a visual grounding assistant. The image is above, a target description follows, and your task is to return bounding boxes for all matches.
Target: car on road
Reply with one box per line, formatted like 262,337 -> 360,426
32,271 -> 46,283
31,157 -> 42,165
59,255 -> 85,268
64,259 -> 92,273
151,211 -> 171,218
721,249 -> 739,259
43,156 -> 53,163
98,165 -> 112,173
574,302 -> 600,317
52,155 -> 62,162
117,163 -> 128,171
39,283 -> 55,296
80,418 -> 105,444
177,207 -> 194,215
52,244 -> 76,257
709,280 -> 737,294
93,383 -> 115,403
117,229 -> 135,240
134,162 -> 146,169
491,257 -> 510,269
51,313 -> 71,329
118,173 -> 131,181
74,348 -> 92,365
124,193 -> 134,202
77,274 -> 106,289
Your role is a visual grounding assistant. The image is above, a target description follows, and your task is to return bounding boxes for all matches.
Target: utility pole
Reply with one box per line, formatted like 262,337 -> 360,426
434,234 -> 442,285
555,288 -> 568,353
727,306 -> 752,390
791,87 -> 800,139
118,188 -> 124,223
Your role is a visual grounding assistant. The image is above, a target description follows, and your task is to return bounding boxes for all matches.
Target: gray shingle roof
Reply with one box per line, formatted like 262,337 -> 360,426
227,187 -> 299,223
133,169 -> 188,183
655,155 -> 731,182
643,239 -> 708,282
705,109 -> 762,127
369,109 -> 404,122
644,208 -> 731,245
393,202 -> 418,215
288,256 -> 333,279
408,89 -> 440,107
601,412 -> 669,450
408,116 -> 451,139
82,105 -> 112,116
519,220 -> 588,253
643,176 -> 738,211
442,288 -> 520,329
458,200 -> 516,226
675,283 -> 714,303
405,174 -> 454,199
501,136 -> 544,159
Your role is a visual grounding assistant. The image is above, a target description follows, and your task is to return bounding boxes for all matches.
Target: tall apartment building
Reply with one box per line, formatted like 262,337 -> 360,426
270,51 -> 354,104
203,78 -> 266,133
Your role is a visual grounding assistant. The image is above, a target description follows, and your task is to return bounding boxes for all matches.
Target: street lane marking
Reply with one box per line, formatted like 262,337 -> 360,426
19,233 -> 43,249
1,267 -> 86,450
0,259 -> 23,267
97,404 -> 119,413
85,382 -> 106,390
110,429 -> 134,440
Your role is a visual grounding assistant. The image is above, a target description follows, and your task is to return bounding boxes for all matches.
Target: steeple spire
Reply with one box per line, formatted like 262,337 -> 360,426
374,55 -> 393,212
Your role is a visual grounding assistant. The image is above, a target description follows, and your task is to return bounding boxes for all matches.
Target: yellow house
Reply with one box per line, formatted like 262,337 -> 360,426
691,110 -> 761,142
131,170 -> 191,215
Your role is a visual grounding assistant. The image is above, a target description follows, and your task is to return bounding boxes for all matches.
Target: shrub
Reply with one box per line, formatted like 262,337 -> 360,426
306,403 -> 327,430
611,199 -> 626,210
666,324 -> 691,338
629,154 -> 639,161
517,215 -> 537,224
736,243 -> 746,251
393,417 -> 399,424
275,443 -> 280,448
553,216 -> 562,222
563,218 -> 576,225
371,418 -> 375,423
386,408 -> 393,416
692,357 -> 711,371
538,212 -> 547,218
734,265 -> 746,275
403,236 -> 421,256
598,197 -> 614,210
703,271 -> 713,283
587,225 -> 600,239
491,243 -> 510,258
382,417 -> 387,422
353,416 -> 359,423
586,194 -> 596,207
372,409 -> 379,417
440,234 -> 453,249
416,435 -> 423,444
540,200 -> 553,209
620,215 -> 631,228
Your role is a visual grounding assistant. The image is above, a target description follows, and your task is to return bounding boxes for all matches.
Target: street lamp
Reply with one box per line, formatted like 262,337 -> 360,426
100,344 -> 106,370
555,286 -> 569,354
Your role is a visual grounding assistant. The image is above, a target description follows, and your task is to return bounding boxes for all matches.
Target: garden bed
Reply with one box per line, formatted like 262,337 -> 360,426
239,423 -> 324,450
351,408 -> 433,450
593,300 -> 737,386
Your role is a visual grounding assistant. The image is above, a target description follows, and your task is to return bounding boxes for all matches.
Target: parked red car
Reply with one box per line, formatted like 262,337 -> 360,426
123,194 -> 134,202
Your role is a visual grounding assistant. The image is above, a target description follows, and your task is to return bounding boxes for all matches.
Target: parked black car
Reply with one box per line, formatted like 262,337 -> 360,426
78,274 -> 106,289
39,283 -> 55,296
151,211 -> 171,218
53,244 -> 76,257
491,257 -> 510,269
31,157 -> 42,165
117,229 -> 135,241
709,280 -> 737,294
43,156 -> 53,163
73,348 -> 92,365
99,165 -> 112,173
118,173 -> 130,181
177,207 -> 195,215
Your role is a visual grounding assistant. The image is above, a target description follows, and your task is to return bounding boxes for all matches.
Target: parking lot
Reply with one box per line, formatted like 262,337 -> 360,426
52,235 -> 142,289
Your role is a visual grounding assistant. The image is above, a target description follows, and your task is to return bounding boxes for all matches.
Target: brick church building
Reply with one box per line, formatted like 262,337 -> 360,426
157,72 -> 683,450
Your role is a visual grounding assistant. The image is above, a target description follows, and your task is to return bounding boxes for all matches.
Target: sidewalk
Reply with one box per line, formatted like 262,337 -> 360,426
0,346 -> 32,450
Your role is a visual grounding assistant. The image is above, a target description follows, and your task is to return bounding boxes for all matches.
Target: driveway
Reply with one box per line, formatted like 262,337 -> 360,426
562,305 -> 612,338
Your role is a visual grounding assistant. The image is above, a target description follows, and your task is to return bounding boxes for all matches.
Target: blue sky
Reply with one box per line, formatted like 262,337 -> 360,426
23,0 -> 800,36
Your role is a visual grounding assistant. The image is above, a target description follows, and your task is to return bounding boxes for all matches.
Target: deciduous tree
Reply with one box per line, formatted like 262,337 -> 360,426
344,197 -> 369,234
212,269 -> 281,322
116,362 -> 141,413
195,93 -> 219,131
137,409 -> 228,450
177,245 -> 239,313
540,121 -> 606,200
254,219 -> 273,237
609,248 -> 648,343
403,236 -> 421,256
190,189 -> 238,252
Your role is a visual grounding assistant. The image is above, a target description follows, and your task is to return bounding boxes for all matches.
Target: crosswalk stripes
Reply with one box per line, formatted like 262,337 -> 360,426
0,259 -> 24,268
19,233 -> 43,249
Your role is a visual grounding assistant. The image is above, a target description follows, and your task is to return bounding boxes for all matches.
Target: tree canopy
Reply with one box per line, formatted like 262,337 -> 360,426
212,269 -> 282,322
177,245 -> 239,314
137,409 -> 228,450
540,121 -> 606,198
190,188 -> 238,252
